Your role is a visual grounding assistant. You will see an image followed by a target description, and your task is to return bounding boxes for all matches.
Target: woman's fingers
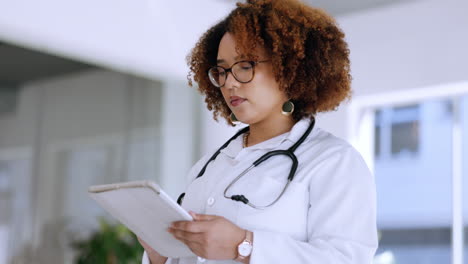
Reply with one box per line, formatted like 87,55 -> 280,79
137,237 -> 150,248
191,213 -> 218,221
169,214 -> 223,243
171,219 -> 209,233
168,214 -> 244,260
169,230 -> 209,258
137,237 -> 162,255
170,228 -> 205,243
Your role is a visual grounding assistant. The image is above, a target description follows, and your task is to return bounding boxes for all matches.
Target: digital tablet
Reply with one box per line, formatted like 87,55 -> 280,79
88,180 -> 194,258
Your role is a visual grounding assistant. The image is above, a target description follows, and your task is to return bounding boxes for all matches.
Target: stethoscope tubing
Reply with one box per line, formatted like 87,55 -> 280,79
177,117 -> 316,208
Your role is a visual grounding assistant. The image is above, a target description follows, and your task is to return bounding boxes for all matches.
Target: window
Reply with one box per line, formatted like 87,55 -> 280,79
349,82 -> 468,264
374,100 -> 453,263
374,105 -> 420,159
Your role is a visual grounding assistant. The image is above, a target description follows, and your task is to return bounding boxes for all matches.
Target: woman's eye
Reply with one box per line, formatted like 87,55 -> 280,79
239,64 -> 253,71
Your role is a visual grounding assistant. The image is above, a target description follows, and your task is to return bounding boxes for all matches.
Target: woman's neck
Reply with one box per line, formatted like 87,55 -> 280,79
246,115 -> 295,147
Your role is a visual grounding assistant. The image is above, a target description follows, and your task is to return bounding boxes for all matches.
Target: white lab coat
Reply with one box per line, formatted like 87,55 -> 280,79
142,118 -> 378,264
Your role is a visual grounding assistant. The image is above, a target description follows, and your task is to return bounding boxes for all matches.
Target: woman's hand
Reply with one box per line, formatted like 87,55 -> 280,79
168,212 -> 246,260
137,237 -> 168,264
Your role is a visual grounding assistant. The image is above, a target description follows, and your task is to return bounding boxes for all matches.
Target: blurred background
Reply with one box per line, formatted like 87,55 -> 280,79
0,0 -> 467,263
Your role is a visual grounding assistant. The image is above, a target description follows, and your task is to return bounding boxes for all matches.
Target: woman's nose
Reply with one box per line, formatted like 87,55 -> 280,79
224,71 -> 239,89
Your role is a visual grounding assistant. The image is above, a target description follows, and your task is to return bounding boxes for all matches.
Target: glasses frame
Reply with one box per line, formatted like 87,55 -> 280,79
208,60 -> 270,88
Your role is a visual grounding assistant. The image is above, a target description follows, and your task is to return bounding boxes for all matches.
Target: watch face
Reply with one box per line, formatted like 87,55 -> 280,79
238,242 -> 253,257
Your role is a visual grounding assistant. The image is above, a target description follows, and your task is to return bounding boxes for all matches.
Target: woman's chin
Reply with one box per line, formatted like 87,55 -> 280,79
236,116 -> 256,125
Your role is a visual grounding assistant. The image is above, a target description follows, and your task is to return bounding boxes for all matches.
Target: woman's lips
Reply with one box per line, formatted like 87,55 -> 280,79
230,97 -> 247,107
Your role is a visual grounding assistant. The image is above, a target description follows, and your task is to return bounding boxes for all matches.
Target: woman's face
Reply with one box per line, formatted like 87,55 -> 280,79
216,32 -> 288,125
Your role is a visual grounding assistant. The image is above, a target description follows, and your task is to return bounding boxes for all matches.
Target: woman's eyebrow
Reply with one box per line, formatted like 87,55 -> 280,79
216,56 -> 244,64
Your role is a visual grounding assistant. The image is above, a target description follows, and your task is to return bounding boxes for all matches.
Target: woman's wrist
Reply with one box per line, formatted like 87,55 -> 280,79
242,231 -> 253,264
234,230 -> 253,263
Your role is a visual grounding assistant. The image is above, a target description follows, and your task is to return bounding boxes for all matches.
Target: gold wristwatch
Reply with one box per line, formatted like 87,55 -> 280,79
234,230 -> 253,262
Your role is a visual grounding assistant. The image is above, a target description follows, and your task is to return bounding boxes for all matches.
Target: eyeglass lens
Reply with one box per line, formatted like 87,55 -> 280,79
208,61 -> 254,87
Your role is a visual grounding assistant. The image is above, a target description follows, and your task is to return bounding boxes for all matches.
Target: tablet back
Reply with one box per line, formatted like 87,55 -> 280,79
89,180 -> 194,258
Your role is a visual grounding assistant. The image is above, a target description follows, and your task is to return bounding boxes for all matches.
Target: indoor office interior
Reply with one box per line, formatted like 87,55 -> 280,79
0,0 -> 467,263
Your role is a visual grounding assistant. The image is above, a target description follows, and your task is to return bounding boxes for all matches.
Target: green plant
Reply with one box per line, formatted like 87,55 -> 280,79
71,218 -> 144,264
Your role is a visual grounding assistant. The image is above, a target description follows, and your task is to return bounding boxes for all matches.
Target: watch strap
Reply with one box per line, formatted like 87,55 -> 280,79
234,230 -> 253,262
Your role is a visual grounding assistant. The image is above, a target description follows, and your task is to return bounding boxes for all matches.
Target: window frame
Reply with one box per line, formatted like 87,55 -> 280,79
347,81 -> 468,264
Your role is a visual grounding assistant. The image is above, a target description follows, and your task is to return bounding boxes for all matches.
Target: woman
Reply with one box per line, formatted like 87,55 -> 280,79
140,0 -> 378,263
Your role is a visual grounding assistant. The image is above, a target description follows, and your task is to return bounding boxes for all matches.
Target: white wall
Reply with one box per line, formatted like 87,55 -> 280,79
200,0 -> 468,149
316,0 -> 468,141
0,0 -> 234,81
2,0 -> 466,145
0,69 -> 200,262
1,1 -> 466,261
342,0 -> 468,96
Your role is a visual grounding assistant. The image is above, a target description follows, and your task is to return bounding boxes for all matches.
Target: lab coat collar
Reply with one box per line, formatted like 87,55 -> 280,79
220,117 -> 315,159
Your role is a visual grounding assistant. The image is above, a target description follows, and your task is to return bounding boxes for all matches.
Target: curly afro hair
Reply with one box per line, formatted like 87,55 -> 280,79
187,0 -> 352,125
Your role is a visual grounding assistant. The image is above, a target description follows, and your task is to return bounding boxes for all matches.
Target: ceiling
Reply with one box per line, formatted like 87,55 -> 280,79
305,0 -> 415,16
0,0 -> 414,85
0,42 -> 94,86
221,0 -> 415,16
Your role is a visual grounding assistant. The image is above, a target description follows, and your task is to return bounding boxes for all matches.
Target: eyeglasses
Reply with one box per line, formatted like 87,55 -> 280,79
207,60 -> 269,88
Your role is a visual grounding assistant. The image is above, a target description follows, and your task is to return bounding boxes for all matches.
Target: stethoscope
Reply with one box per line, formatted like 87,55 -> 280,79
177,117 -> 315,209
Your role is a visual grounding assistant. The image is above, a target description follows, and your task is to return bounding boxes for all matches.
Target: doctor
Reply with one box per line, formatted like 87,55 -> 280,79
140,0 -> 378,263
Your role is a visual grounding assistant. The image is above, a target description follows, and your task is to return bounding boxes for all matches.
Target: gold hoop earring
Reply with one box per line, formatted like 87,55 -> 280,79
230,112 -> 241,125
281,101 -> 294,116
